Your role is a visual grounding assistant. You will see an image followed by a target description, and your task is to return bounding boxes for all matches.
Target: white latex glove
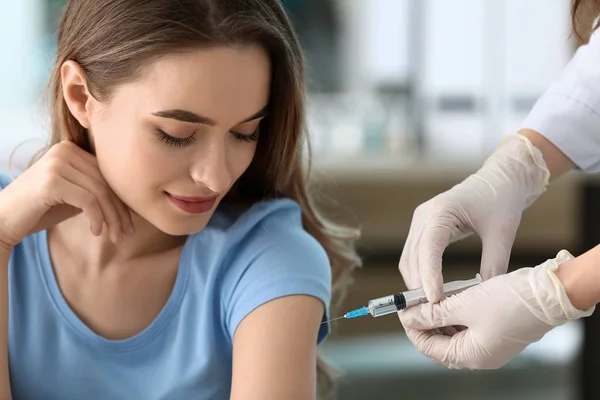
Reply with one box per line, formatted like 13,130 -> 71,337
399,134 -> 550,302
399,250 -> 595,369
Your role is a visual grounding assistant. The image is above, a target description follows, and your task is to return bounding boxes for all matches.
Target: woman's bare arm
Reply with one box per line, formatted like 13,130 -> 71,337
230,295 -> 324,400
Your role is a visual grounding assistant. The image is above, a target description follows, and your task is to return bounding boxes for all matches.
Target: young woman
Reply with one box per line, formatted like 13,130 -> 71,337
0,1 -> 360,398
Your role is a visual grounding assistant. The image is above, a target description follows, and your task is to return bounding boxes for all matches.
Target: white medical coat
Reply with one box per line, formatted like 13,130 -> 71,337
523,29 -> 600,172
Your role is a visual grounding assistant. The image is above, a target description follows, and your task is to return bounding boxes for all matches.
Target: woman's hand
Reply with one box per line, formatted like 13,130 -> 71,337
399,250 -> 595,369
0,141 -> 134,250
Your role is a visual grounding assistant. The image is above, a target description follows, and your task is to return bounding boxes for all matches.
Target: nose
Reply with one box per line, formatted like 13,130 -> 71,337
189,135 -> 233,193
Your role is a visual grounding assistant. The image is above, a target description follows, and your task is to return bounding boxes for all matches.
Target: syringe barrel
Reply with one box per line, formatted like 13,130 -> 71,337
367,293 -> 406,318
404,273 -> 482,308
367,274 -> 482,318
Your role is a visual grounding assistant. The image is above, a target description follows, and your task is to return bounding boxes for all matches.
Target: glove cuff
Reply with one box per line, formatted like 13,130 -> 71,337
481,133 -> 551,208
500,133 -> 551,193
532,250 -> 595,326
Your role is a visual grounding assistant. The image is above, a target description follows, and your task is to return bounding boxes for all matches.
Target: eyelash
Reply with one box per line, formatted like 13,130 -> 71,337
155,129 -> 259,148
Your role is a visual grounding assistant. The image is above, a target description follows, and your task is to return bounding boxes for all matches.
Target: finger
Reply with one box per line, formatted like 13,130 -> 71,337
480,224 -> 517,280
399,236 -> 420,290
80,175 -> 131,238
406,325 -> 474,369
60,165 -> 123,243
406,227 -> 422,290
112,194 -> 134,236
441,329 -> 476,369
67,150 -> 134,236
399,209 -> 425,289
404,327 -> 453,367
398,301 -> 457,331
55,179 -> 104,235
418,222 -> 453,302
30,204 -> 82,235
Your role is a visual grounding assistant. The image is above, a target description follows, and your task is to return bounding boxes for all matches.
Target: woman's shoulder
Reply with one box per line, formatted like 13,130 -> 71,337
207,197 -> 304,242
209,198 -> 332,342
183,197 -> 331,296
188,197 -> 329,276
223,197 -> 329,275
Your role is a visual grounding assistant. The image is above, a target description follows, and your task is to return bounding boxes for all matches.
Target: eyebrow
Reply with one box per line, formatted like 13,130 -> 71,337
151,105 -> 269,126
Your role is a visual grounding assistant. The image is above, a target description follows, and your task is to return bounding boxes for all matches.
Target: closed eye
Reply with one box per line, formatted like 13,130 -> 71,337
155,129 -> 196,148
231,130 -> 259,142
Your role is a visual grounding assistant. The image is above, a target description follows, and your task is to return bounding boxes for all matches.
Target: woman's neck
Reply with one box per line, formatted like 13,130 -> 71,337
49,211 -> 187,270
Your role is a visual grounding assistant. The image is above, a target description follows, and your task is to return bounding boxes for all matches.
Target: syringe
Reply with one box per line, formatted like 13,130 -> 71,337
325,274 -> 482,323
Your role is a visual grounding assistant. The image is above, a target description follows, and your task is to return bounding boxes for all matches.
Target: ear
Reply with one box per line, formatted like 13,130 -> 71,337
61,60 -> 94,129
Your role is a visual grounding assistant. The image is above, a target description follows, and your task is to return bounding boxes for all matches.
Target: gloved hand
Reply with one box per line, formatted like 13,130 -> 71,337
399,134 -> 550,302
398,250 -> 595,369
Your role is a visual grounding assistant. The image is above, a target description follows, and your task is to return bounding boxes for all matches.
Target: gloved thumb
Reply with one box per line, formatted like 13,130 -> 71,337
480,224 -> 517,280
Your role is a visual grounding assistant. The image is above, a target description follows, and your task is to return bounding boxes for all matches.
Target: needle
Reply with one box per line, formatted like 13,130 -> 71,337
321,315 -> 346,325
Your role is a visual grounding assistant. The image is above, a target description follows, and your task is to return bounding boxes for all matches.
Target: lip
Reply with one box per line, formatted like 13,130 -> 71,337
168,193 -> 219,202
165,192 -> 219,214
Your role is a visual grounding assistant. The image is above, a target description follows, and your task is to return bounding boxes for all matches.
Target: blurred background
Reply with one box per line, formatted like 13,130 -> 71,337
1,0 -> 599,399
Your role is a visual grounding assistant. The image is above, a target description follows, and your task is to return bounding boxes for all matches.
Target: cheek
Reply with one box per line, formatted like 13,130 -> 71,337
91,118 -> 180,196
228,142 -> 258,180
92,119 -> 138,176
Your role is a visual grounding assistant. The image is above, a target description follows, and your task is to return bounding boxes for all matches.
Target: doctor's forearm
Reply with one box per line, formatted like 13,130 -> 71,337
518,129 -> 575,180
554,245 -> 600,311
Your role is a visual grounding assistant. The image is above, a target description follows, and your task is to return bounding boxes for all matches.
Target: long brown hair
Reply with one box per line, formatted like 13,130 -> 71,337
43,0 -> 360,396
572,0 -> 600,42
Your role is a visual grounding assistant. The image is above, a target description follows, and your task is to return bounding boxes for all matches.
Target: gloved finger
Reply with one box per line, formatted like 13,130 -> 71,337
399,235 -> 420,290
406,233 -> 422,290
440,329 -> 473,369
480,222 -> 518,280
399,219 -> 424,290
417,221 -> 453,302
404,326 -> 453,367
448,229 -> 473,244
398,300 -> 457,331
406,325 -> 477,369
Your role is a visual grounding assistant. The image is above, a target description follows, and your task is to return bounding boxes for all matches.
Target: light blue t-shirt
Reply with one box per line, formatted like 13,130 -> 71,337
0,174 -> 332,400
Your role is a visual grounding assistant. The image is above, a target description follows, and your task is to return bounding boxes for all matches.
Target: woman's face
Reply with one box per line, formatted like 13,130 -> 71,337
86,45 -> 271,235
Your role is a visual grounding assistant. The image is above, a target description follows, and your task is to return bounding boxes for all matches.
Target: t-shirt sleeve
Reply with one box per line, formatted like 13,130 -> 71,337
222,203 -> 332,345
521,28 -> 600,172
0,173 -> 12,191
